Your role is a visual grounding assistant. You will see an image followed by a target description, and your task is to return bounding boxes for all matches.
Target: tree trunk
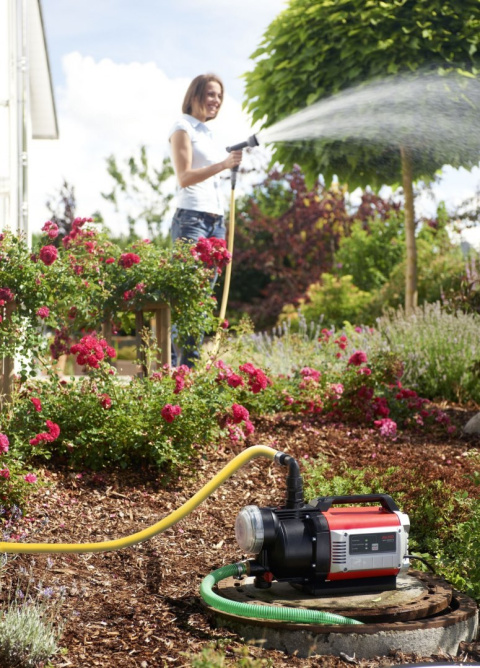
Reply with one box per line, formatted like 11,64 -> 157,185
400,145 -> 417,314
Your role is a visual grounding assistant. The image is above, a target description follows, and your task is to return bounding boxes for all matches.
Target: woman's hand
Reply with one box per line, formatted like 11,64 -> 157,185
223,150 -> 243,170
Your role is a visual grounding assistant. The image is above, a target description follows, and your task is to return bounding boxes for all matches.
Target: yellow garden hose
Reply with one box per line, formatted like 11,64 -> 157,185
0,445 -> 277,554
211,188 -> 236,357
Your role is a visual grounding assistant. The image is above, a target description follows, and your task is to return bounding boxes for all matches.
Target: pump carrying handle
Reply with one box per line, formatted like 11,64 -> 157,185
311,494 -> 400,513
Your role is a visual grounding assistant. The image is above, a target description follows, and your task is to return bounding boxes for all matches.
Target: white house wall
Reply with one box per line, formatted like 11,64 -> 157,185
0,0 -> 17,232
0,0 -> 57,237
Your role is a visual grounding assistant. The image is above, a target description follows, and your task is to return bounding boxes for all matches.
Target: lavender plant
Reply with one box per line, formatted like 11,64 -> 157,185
375,302 -> 480,403
0,565 -> 65,667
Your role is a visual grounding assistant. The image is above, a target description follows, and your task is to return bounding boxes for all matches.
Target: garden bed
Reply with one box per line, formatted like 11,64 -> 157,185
2,404 -> 479,667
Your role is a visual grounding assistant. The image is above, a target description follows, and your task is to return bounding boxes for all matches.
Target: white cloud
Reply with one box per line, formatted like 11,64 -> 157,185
29,53 -> 256,236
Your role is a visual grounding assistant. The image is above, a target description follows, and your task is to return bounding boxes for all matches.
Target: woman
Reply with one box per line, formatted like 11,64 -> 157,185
169,73 -> 242,367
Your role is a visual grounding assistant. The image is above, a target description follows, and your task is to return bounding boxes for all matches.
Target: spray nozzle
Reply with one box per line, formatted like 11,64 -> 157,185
226,134 -> 259,153
226,135 -> 259,189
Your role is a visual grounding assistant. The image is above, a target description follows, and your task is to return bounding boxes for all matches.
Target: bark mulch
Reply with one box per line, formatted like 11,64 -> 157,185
2,404 -> 480,667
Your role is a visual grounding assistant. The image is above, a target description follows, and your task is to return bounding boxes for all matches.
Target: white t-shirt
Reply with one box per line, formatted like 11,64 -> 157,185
169,114 -> 225,215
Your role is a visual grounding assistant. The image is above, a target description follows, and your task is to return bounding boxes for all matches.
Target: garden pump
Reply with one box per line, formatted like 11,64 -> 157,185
226,134 -> 259,190
235,453 -> 410,596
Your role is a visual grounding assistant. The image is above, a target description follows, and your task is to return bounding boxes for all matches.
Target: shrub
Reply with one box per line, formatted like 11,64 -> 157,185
279,273 -> 374,330
2,345 -> 276,471
0,232 -> 51,372
335,212 -> 405,293
435,494 -> 480,601
376,302 -> 480,403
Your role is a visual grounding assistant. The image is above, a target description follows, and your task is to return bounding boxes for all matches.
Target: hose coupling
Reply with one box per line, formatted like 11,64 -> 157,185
233,561 -> 248,578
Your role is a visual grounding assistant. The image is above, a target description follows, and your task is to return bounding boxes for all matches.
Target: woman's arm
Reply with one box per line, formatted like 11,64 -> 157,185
171,130 -> 242,189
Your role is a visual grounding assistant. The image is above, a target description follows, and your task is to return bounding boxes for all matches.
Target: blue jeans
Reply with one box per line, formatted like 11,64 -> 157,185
170,208 -> 225,367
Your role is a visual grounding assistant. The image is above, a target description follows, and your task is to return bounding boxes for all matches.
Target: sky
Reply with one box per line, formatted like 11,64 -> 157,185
30,0 -> 480,244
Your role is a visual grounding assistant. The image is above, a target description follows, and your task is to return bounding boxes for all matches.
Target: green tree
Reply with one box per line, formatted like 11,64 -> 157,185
335,212 -> 405,292
101,145 -> 174,244
244,0 -> 480,313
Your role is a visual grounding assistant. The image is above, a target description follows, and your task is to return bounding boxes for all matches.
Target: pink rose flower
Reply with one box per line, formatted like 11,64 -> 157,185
30,397 -> 42,412
231,403 -> 249,424
39,245 -> 58,266
0,433 -> 9,454
348,350 -> 368,366
36,306 -> 50,319
374,418 -> 397,438
99,394 -> 112,409
29,420 -> 60,446
0,287 -> 14,303
119,253 -> 140,269
161,404 -> 182,423
41,221 -> 59,239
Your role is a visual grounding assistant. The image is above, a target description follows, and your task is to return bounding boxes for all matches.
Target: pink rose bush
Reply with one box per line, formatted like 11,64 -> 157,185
0,429 -> 39,502
191,237 -> 232,274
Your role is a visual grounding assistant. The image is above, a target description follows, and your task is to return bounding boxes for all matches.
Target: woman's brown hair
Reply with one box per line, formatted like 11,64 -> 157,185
182,74 -> 224,117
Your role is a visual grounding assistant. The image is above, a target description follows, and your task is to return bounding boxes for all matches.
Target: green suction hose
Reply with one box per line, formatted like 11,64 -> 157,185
200,563 -> 363,625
